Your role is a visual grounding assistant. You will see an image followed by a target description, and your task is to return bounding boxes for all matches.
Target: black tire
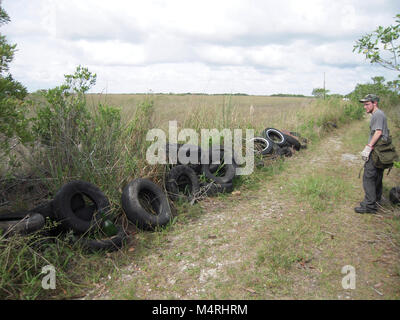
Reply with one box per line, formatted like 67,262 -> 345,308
289,131 -> 308,149
289,131 -> 301,137
275,145 -> 293,157
283,133 -> 301,151
285,147 -> 293,157
0,213 -> 45,236
71,193 -> 85,211
53,181 -> 110,234
389,186 -> 400,204
70,193 -> 96,221
0,201 -> 54,221
74,205 -> 96,221
30,201 -> 55,219
262,128 -> 287,147
165,165 -> 200,202
0,210 -> 30,221
248,137 -> 273,155
74,225 -> 127,252
166,143 -> 203,174
121,178 -> 172,230
200,182 -> 234,196
201,147 -> 236,184
208,145 -> 239,168
179,144 -> 203,174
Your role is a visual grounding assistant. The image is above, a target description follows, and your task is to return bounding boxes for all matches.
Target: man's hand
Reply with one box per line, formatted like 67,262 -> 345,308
361,144 -> 373,161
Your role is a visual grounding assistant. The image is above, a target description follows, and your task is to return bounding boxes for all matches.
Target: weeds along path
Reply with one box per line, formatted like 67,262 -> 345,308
86,118 -> 400,300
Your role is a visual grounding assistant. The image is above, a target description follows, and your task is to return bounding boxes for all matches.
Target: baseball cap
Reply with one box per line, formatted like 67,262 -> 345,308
359,94 -> 379,103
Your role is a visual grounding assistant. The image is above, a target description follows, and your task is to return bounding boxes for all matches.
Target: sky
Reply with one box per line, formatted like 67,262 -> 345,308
1,0 -> 399,95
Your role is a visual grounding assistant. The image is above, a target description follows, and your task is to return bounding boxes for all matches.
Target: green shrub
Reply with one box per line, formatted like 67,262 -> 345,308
0,229 -> 78,299
343,101 -> 364,120
0,8 -> 31,169
28,66 -> 156,206
32,66 -> 94,148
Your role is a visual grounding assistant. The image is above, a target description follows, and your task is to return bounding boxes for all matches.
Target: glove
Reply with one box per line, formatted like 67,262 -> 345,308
361,144 -> 373,161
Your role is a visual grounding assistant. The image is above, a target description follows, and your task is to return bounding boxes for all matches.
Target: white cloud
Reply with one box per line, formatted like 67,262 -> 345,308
1,0 -> 399,94
76,40 -> 146,66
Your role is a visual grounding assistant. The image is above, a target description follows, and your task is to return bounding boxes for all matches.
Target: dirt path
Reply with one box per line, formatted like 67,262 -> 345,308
85,119 -> 400,300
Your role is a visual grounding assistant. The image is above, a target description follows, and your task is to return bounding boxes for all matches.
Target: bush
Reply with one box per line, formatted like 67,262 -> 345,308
27,66 -> 157,207
32,66 -> 95,148
0,65 -> 159,299
0,225 -> 84,300
0,9 -> 31,170
28,67 -> 95,190
343,101 -> 364,120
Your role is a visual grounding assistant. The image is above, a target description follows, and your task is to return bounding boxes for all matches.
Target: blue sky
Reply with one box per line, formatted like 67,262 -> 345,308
1,0 -> 399,95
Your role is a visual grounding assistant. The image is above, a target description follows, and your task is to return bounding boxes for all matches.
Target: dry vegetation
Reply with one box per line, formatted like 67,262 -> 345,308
1,92 -> 399,300
86,94 -> 314,131
86,115 -> 400,300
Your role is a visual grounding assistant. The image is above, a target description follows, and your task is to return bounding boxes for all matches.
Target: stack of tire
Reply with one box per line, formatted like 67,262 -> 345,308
0,129 -> 307,252
0,181 -> 126,252
121,144 -> 235,230
120,143 -> 237,231
167,143 -> 236,198
250,127 -> 307,158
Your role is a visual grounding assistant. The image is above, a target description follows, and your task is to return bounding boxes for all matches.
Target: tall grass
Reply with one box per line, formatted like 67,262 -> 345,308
0,78 -> 369,299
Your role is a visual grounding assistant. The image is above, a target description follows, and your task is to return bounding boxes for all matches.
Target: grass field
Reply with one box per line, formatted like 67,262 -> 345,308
86,113 -> 400,300
1,93 -> 399,300
86,93 -> 314,131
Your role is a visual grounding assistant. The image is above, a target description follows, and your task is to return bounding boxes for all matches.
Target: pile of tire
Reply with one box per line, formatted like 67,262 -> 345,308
118,143 -> 237,232
0,129 -> 308,253
0,180 -> 126,252
119,134 -> 308,233
163,143 -> 236,200
251,128 -> 308,158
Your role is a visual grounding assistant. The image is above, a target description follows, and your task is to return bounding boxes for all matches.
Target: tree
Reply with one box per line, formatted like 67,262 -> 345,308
312,87 -> 330,99
346,76 -> 395,101
353,14 -> 400,92
0,4 -> 30,163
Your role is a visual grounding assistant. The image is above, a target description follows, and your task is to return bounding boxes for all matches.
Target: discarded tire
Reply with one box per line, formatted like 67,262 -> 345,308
275,145 -> 293,157
28,201 -> 54,219
389,186 -> 400,204
202,147 -> 236,184
208,145 -> 239,171
166,143 -> 203,174
262,128 -> 286,147
0,213 -> 45,236
0,210 -> 31,221
0,201 -> 54,221
165,165 -> 200,202
249,137 -> 273,155
289,132 -> 308,149
71,193 -> 85,211
121,178 -> 172,230
74,205 -> 96,222
53,180 -> 110,234
70,193 -> 96,221
283,133 -> 301,151
74,225 -> 127,252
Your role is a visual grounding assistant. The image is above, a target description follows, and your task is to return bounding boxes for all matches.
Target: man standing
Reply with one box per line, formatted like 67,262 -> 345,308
355,94 -> 390,214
